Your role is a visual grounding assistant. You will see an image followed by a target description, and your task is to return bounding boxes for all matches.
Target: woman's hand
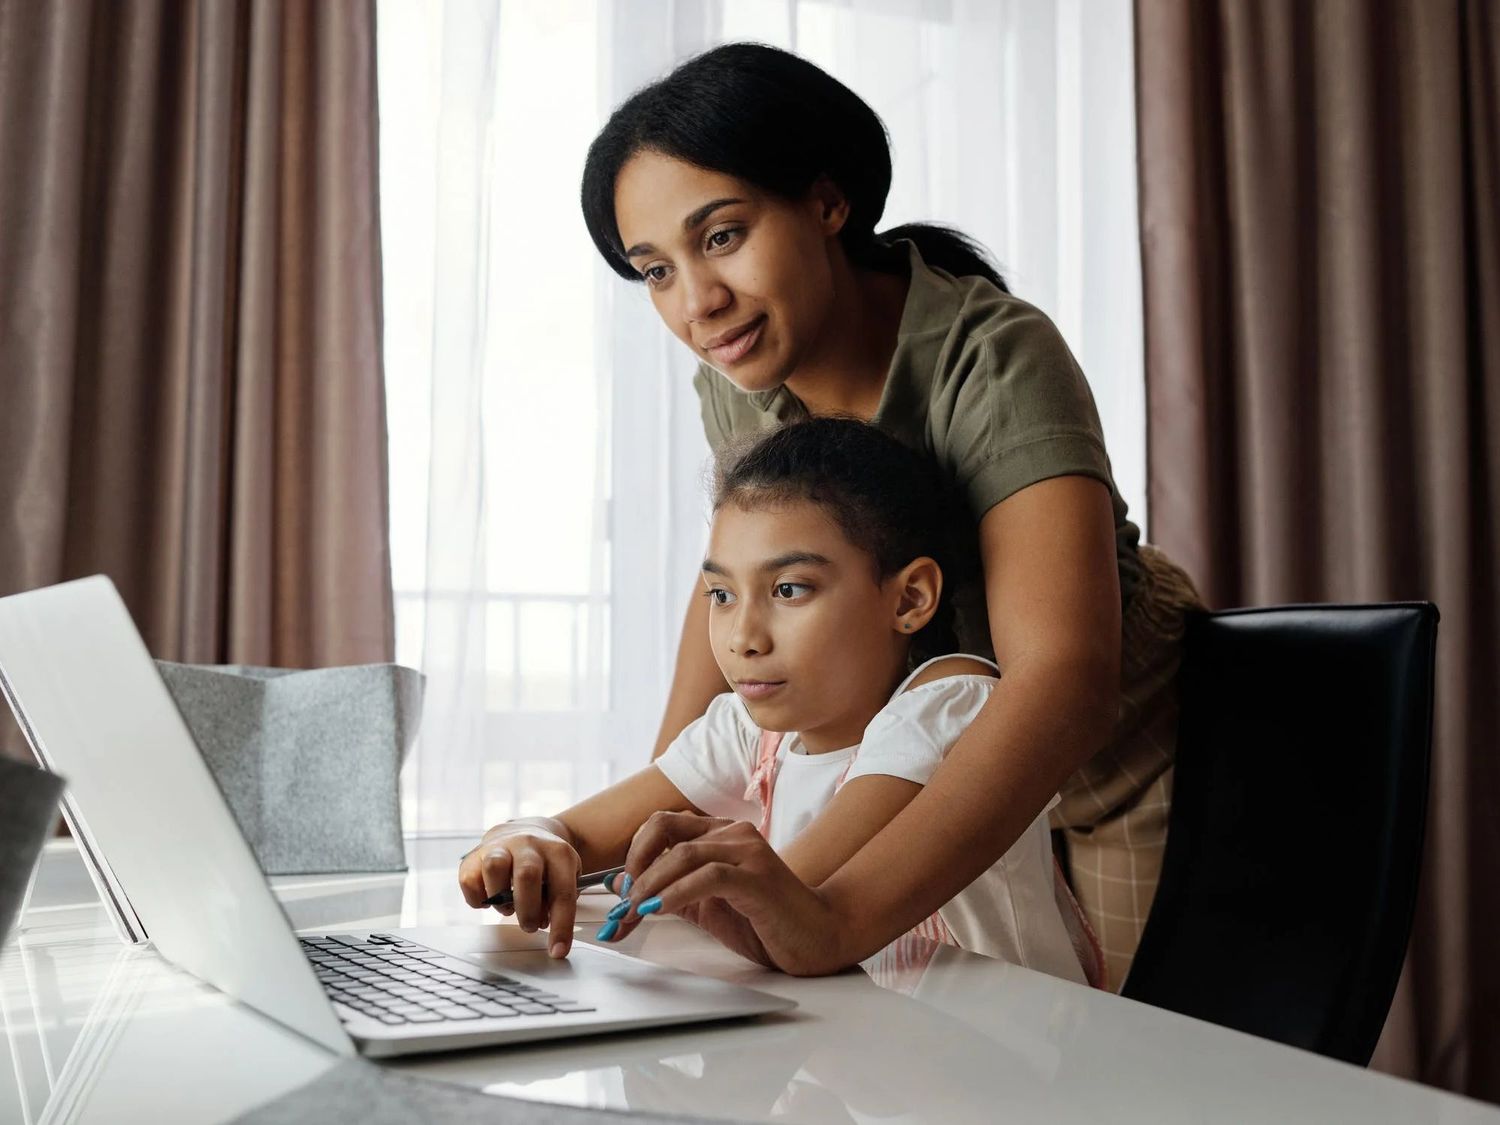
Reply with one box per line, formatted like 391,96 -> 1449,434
458,819 -> 581,958
599,812 -> 847,976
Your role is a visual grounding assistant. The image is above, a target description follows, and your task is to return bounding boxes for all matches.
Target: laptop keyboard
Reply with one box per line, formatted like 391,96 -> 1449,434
300,932 -> 595,1025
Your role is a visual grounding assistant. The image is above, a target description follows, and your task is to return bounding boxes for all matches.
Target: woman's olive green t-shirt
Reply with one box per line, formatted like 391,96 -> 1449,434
691,239 -> 1144,664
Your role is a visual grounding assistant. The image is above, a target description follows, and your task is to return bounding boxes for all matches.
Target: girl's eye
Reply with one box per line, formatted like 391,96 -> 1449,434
773,583 -> 810,599
702,587 -> 735,606
643,264 -> 670,287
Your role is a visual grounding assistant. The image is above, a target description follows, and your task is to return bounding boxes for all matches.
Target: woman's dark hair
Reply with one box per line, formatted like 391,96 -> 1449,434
711,416 -> 974,665
581,42 -> 1007,293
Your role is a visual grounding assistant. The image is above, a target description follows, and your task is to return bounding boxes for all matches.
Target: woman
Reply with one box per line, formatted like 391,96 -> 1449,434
571,42 -> 1200,986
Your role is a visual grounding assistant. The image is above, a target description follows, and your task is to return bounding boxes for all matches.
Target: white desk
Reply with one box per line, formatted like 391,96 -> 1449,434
3,838 -> 1496,1124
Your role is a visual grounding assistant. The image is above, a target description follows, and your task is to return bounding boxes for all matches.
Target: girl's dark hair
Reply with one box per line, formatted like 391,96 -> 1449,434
581,42 -> 1008,293
711,416 -> 974,665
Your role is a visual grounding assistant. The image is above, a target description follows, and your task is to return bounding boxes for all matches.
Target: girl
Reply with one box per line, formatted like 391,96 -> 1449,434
459,418 -> 1094,985
570,42 -> 1202,985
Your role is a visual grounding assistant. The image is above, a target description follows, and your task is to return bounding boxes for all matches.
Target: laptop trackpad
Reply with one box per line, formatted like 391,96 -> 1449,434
392,923 -> 556,955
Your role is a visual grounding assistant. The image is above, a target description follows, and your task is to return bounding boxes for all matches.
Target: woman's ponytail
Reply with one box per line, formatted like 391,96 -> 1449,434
875,222 -> 1009,293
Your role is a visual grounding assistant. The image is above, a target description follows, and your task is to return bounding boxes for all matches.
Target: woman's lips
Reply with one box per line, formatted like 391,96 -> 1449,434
707,316 -> 765,366
735,680 -> 785,701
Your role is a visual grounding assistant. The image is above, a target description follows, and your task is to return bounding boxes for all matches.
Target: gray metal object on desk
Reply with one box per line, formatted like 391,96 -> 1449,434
156,662 -> 424,875
0,756 -> 65,948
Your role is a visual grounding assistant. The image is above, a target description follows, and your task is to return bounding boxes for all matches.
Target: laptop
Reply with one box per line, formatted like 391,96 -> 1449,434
0,576 -> 793,1058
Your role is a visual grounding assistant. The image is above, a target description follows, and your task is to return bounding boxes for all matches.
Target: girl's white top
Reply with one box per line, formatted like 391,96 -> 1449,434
655,654 -> 1086,984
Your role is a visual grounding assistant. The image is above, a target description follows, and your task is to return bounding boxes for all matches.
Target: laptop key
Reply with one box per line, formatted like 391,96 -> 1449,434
404,1012 -> 443,1023
471,1002 -> 519,1017
432,1006 -> 482,1020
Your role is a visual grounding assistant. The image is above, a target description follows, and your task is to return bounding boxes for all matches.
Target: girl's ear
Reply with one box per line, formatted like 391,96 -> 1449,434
809,175 -> 851,236
892,557 -> 943,634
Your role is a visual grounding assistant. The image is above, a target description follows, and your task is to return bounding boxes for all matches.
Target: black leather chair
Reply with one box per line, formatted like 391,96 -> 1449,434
1120,603 -> 1439,1065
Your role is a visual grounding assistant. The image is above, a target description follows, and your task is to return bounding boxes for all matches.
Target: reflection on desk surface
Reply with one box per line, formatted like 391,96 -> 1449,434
389,924 -> 1500,1125
6,844 -> 1500,1125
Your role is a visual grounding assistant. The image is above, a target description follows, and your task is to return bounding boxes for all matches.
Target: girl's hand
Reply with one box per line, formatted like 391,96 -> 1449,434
600,812 -> 846,976
458,821 -> 581,958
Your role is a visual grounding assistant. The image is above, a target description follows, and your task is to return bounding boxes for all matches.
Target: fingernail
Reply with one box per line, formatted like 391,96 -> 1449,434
595,920 -> 620,941
602,872 -> 617,894
635,896 -> 662,916
550,942 -> 567,958
606,899 -> 631,921
620,873 -> 633,896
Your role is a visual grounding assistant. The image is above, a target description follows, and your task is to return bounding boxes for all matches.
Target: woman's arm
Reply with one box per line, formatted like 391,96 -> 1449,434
614,475 -> 1121,974
651,573 -> 732,759
778,660 -> 996,886
814,474 -> 1121,964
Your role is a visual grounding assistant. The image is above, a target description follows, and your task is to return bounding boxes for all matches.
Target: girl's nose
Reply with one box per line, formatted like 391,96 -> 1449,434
728,605 -> 770,656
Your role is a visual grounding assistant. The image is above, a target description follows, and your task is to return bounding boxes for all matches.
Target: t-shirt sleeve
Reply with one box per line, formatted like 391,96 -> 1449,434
843,675 -> 1060,815
942,301 -> 1116,519
843,676 -> 993,787
691,363 -> 733,455
654,691 -> 762,821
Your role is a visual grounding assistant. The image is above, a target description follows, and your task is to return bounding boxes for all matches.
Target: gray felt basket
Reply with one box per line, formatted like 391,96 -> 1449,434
155,662 -> 424,876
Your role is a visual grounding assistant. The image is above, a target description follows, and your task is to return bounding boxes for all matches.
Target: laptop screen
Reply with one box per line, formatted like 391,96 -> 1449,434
0,576 -> 353,1056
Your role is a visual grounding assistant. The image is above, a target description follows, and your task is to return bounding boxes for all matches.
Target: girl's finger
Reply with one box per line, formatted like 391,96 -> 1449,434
544,850 -> 581,958
508,849 -> 548,932
478,847 -> 514,904
458,850 -> 490,908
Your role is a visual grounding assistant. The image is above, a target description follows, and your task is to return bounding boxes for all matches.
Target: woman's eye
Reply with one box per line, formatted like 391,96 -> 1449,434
643,265 -> 669,286
773,583 -> 810,599
706,227 -> 741,251
703,587 -> 735,606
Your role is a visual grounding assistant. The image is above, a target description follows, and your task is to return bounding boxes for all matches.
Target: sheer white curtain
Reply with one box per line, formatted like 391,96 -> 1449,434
377,0 -> 1144,839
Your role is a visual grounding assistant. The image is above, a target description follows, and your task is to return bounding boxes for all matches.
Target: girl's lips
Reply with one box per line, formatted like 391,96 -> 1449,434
707,316 -> 765,366
735,680 -> 785,701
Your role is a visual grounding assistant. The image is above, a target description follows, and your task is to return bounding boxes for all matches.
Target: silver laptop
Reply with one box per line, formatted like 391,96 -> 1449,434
0,576 -> 793,1058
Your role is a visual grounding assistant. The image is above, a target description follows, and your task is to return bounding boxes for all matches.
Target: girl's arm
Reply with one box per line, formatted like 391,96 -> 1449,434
615,475 -> 1121,974
554,766 -> 699,871
457,765 -> 695,957
651,573 -> 732,760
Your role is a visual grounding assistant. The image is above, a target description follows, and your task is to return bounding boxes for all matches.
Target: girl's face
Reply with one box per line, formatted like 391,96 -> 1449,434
613,150 -> 848,395
701,498 -> 936,752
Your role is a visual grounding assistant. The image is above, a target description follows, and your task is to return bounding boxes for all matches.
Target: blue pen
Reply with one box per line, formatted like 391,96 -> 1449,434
481,864 -> 628,909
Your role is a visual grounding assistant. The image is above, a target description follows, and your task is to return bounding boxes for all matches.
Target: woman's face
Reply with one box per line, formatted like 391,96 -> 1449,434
613,150 -> 847,394
701,497 -> 911,751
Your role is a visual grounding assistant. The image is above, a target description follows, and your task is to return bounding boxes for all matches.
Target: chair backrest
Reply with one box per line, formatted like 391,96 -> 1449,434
1121,603 -> 1438,1065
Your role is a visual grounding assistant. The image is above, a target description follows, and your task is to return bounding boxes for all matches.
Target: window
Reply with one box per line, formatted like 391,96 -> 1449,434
377,0 -> 1144,834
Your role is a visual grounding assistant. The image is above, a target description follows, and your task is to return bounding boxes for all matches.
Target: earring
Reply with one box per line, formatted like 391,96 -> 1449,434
903,623 -> 912,631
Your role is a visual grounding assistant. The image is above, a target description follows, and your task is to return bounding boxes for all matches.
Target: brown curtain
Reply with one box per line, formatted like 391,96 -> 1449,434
0,0 -> 393,761
1136,0 -> 1499,1102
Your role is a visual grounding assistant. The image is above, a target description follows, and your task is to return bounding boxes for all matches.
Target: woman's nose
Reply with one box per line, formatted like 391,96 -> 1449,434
680,265 -> 731,323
